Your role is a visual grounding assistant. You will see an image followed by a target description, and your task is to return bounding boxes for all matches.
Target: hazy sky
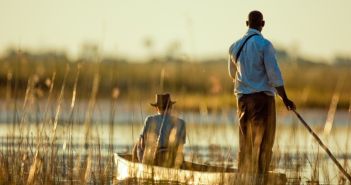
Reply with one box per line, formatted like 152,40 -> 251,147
1,0 -> 351,61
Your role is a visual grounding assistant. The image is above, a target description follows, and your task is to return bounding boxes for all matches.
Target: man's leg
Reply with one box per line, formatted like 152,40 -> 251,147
258,96 -> 276,173
237,93 -> 267,173
238,94 -> 276,183
243,93 -> 272,185
248,93 -> 268,174
237,96 -> 252,172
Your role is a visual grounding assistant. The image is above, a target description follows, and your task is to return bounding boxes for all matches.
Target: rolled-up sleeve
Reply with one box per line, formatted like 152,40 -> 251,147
181,121 -> 186,144
228,55 -> 236,80
176,120 -> 186,145
228,43 -> 238,80
140,116 -> 150,140
263,42 -> 284,87
137,116 -> 150,161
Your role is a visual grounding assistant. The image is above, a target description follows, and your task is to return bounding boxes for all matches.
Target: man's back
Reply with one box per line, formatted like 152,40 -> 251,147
139,114 -> 186,167
229,28 -> 284,97
142,114 -> 186,149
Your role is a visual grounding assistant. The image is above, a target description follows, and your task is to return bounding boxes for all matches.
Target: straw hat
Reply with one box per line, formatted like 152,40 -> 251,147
150,93 -> 176,107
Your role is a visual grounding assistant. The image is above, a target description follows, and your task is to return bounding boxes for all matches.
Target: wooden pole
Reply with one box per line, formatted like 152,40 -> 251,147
292,110 -> 351,182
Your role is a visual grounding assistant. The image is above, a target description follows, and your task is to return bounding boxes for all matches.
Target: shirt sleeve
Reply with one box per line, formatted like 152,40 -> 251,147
263,42 -> 284,87
137,116 -> 150,161
228,44 -> 236,80
140,116 -> 150,140
180,120 -> 186,144
228,55 -> 236,80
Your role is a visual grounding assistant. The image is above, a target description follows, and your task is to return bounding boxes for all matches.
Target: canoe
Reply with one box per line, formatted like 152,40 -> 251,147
114,153 -> 287,185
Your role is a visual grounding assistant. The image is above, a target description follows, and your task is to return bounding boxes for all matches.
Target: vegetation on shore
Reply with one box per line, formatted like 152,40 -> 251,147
0,49 -> 350,111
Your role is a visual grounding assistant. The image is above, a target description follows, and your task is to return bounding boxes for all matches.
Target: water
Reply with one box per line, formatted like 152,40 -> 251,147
0,99 -> 349,126
0,99 -> 350,184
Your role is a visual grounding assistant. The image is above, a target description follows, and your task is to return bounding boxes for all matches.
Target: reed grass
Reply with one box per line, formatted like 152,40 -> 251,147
0,62 -> 114,185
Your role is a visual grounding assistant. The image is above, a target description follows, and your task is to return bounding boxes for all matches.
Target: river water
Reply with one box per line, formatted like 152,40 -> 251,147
0,100 -> 350,184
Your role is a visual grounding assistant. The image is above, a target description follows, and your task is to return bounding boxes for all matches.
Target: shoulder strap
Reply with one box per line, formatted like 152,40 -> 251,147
235,34 -> 259,63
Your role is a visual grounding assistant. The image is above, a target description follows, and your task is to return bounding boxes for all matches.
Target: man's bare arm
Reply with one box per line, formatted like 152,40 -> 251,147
275,86 -> 296,110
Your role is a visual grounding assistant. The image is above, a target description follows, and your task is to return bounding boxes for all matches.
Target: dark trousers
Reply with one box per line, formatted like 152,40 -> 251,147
237,92 -> 276,174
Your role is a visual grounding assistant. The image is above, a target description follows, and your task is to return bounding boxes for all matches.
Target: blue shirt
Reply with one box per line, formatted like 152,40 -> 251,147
138,113 -> 186,161
228,29 -> 284,97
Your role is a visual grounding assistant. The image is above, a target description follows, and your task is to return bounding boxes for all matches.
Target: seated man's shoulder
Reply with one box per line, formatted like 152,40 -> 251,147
146,114 -> 159,120
173,116 -> 186,126
179,117 -> 186,124
144,115 -> 158,125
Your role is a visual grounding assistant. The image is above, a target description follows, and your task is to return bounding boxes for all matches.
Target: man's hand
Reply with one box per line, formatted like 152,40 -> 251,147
283,98 -> 296,110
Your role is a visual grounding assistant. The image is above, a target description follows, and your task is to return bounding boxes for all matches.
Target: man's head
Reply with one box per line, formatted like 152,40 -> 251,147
150,93 -> 176,114
246,10 -> 265,32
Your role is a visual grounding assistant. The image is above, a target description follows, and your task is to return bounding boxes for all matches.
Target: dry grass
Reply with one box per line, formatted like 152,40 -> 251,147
0,64 -> 115,185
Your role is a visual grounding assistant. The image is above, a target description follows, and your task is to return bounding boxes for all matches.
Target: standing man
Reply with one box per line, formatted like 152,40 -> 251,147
228,11 -> 295,174
134,93 -> 186,168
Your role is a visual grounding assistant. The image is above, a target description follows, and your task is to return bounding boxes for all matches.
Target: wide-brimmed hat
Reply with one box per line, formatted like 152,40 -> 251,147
150,93 -> 176,107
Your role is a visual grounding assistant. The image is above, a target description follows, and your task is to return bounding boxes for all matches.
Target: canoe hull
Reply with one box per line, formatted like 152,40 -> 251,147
114,153 -> 286,185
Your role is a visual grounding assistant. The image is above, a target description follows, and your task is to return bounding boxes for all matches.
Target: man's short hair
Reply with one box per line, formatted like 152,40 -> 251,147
248,10 -> 263,27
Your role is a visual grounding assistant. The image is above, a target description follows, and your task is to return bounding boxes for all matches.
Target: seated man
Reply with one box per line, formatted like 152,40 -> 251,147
134,93 -> 186,168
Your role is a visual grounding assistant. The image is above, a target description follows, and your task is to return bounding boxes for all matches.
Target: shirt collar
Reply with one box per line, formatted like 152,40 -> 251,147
247,28 -> 262,36
158,112 -> 171,115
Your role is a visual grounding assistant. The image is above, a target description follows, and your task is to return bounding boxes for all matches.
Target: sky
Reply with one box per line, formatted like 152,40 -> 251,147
0,0 -> 351,61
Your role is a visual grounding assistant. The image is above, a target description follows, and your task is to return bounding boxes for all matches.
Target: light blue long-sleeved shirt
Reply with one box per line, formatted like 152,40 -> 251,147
228,28 -> 284,97
137,113 -> 186,161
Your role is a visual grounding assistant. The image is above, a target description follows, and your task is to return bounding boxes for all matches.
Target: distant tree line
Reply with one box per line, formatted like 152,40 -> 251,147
0,48 -> 350,109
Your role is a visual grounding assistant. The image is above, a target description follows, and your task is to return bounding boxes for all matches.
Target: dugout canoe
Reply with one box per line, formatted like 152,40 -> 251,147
114,153 -> 287,185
